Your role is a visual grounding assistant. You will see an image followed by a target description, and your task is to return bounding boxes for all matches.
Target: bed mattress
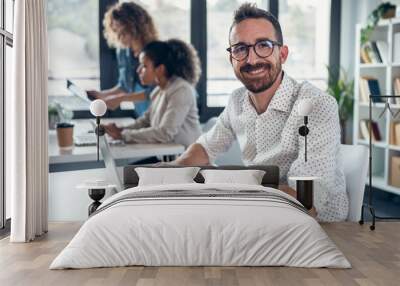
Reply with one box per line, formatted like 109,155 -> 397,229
50,183 -> 350,269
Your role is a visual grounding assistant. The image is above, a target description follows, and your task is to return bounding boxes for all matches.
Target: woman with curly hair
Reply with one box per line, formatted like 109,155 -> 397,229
103,39 -> 202,150
87,1 -> 158,116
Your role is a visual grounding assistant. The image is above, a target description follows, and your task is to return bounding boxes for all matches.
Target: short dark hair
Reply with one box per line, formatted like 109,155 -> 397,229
229,3 -> 283,44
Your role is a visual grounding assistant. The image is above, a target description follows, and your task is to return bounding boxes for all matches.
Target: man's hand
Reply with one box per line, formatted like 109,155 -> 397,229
173,143 -> 210,166
103,93 -> 128,110
103,123 -> 123,140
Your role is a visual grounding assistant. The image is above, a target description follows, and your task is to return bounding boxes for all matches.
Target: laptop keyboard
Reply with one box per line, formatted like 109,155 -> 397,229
49,95 -> 89,110
74,133 -> 97,146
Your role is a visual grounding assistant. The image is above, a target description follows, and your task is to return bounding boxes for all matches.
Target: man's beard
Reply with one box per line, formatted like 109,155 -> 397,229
234,60 -> 282,93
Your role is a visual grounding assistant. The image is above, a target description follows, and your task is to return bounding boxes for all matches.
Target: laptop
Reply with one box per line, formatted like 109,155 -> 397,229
88,120 -> 123,192
48,79 -> 91,114
99,135 -> 124,193
67,79 -> 93,103
48,79 -> 135,118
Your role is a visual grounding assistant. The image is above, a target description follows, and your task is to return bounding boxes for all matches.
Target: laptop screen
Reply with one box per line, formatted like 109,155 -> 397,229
66,79 -> 91,103
98,133 -> 124,193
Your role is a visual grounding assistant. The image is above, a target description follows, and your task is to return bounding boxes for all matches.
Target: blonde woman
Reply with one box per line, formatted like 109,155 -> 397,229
87,1 -> 158,116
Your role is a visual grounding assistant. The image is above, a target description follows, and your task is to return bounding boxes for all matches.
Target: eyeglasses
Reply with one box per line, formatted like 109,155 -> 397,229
226,39 -> 282,61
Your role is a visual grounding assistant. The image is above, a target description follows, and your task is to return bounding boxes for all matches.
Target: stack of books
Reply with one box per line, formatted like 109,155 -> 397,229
389,121 -> 400,146
359,77 -> 382,103
360,119 -> 382,142
360,41 -> 388,64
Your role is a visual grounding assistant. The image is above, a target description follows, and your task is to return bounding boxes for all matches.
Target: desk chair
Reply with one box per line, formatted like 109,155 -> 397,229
339,144 -> 369,222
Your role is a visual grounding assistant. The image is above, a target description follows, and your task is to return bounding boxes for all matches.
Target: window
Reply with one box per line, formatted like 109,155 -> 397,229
139,0 -> 190,41
206,0 -> 268,107
1,0 -> 14,231
279,0 -> 331,90
47,0 -> 100,95
5,0 -> 12,33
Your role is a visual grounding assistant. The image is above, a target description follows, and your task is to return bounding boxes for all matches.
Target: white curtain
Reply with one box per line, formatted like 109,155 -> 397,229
7,0 -> 49,242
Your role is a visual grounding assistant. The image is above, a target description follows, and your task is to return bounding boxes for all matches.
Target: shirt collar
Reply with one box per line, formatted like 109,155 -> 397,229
267,72 -> 296,113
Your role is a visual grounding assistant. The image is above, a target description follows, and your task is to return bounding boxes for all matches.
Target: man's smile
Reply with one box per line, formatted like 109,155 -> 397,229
244,67 -> 268,76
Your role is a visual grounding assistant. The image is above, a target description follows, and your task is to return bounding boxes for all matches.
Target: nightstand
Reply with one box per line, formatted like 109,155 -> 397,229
77,180 -> 116,216
288,176 -> 319,210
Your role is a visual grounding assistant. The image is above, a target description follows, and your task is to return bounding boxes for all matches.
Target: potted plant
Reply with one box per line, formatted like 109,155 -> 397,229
361,2 -> 396,45
327,66 -> 354,144
48,103 -> 59,130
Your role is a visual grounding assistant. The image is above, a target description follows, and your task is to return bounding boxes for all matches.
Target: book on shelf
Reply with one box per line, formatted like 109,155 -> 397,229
360,46 -> 372,63
376,41 -> 388,63
360,41 -> 387,64
359,77 -> 382,102
389,156 -> 400,188
359,119 -> 382,142
370,42 -> 383,63
394,33 -> 400,63
390,121 -> 395,145
394,78 -> 400,104
389,121 -> 400,146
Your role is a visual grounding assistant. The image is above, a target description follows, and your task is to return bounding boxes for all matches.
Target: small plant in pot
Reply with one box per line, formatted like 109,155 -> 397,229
48,103 -> 60,130
326,66 -> 354,144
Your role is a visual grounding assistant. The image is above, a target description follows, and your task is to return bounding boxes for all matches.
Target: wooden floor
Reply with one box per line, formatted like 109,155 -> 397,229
0,222 -> 399,286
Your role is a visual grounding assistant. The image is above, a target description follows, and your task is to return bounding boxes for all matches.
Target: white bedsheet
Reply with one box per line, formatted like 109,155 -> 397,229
50,183 -> 350,269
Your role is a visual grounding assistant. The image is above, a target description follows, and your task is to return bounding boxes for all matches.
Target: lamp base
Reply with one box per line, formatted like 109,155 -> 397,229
88,188 -> 106,216
296,180 -> 313,210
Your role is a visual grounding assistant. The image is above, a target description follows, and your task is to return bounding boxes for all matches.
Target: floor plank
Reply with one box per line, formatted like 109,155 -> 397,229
0,222 -> 399,286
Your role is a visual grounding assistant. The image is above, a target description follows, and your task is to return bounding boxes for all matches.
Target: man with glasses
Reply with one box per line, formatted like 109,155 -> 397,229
175,3 -> 348,222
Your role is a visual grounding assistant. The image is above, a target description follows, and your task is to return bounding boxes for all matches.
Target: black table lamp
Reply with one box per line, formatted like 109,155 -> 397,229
297,99 -> 313,162
89,99 -> 107,161
290,99 -> 316,210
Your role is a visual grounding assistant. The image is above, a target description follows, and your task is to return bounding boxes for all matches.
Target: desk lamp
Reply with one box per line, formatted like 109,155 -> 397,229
298,99 -> 313,162
89,99 -> 107,161
289,99 -> 316,210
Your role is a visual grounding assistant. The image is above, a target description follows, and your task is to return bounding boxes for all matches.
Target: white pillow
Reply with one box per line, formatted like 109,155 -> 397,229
135,167 -> 200,186
200,169 -> 266,185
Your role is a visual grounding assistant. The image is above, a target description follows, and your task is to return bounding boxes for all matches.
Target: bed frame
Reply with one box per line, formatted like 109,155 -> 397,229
123,165 -> 280,189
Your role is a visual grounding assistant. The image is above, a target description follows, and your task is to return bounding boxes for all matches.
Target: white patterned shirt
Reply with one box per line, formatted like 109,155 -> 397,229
197,73 -> 348,222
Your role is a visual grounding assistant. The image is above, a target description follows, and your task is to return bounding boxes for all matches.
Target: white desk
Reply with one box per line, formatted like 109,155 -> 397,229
48,119 -> 185,165
49,119 -> 185,221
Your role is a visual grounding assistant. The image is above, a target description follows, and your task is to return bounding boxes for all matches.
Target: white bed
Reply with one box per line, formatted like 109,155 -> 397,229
50,183 -> 350,269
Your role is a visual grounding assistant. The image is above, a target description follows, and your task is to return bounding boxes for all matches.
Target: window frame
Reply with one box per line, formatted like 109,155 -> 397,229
0,0 -> 13,233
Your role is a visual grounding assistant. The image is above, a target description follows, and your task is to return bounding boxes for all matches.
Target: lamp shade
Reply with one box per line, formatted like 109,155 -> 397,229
90,99 -> 107,117
297,99 -> 313,116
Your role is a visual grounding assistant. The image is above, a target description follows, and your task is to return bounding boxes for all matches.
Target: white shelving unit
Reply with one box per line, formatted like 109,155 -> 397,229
353,19 -> 400,196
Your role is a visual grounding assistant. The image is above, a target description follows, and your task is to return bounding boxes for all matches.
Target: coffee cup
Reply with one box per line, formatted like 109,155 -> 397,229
56,122 -> 74,149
